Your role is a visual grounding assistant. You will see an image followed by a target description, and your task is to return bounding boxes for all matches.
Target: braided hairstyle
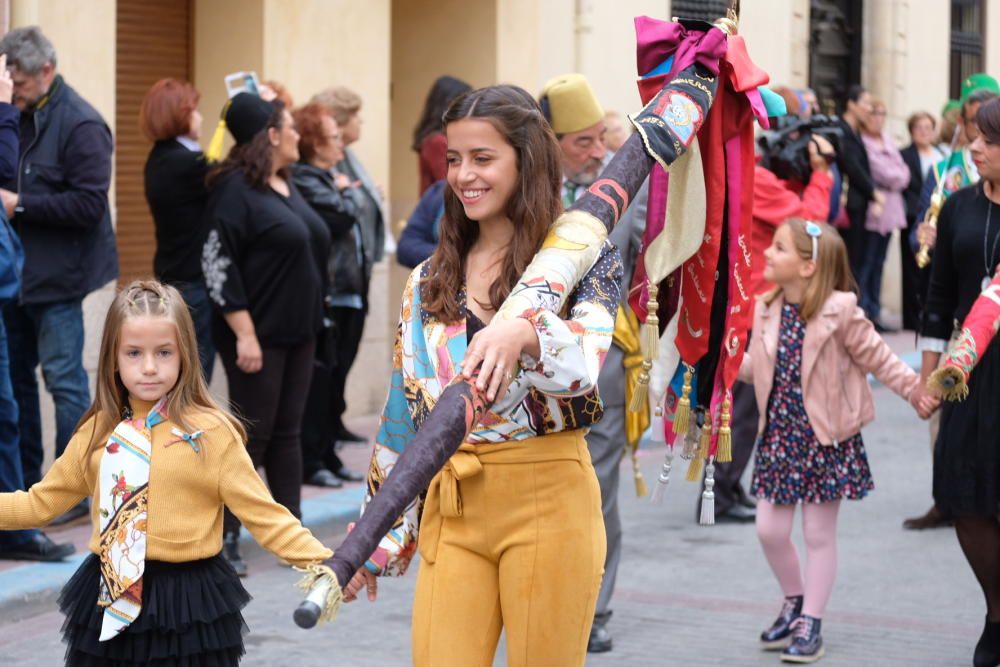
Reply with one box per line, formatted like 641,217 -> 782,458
80,280 -> 245,449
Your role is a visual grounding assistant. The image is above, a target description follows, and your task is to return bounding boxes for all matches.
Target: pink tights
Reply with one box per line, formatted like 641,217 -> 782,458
756,499 -> 841,618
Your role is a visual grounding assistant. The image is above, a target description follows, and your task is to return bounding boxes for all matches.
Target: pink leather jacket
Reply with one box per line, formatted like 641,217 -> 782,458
738,291 -> 919,446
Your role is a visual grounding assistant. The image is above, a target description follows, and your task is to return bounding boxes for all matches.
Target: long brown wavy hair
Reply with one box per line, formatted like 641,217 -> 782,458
78,280 -> 246,450
421,85 -> 563,323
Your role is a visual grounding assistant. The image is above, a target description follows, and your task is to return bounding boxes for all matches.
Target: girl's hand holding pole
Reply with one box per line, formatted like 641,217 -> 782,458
343,567 -> 377,603
462,317 -> 540,403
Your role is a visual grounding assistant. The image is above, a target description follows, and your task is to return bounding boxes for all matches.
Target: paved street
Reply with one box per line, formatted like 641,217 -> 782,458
0,333 -> 986,666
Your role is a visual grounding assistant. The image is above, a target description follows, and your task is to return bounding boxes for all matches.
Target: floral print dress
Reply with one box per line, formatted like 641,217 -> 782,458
751,303 -> 875,505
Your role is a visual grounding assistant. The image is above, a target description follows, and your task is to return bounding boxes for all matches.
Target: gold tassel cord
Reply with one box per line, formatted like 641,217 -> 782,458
927,366 -> 969,402
671,365 -> 694,436
631,449 -> 649,497
716,396 -> 732,463
642,282 -> 660,360
294,564 -> 345,625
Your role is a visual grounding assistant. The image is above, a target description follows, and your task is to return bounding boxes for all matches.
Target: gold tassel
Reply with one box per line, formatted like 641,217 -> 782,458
671,365 -> 694,436
928,366 -> 969,402
642,282 -> 660,360
205,118 -> 228,163
685,419 -> 711,482
294,563 -> 345,625
716,395 -> 733,463
631,447 -> 649,497
685,449 -> 703,481
628,359 -> 652,413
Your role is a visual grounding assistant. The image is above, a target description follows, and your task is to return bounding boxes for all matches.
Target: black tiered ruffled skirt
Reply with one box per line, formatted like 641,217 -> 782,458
58,553 -> 251,667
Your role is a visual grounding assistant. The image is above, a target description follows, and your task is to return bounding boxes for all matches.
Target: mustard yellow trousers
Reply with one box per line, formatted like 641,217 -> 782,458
411,430 -> 606,667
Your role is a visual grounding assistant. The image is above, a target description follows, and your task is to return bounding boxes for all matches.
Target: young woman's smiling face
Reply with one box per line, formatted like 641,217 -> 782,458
445,118 -> 519,226
117,315 -> 181,402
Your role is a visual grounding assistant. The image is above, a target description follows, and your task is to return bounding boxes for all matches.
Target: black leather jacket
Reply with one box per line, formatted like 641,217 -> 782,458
292,162 -> 368,299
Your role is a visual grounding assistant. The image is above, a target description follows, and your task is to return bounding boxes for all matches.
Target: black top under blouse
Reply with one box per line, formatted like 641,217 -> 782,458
144,140 -> 211,285
202,172 -> 331,347
922,183 -> 1000,341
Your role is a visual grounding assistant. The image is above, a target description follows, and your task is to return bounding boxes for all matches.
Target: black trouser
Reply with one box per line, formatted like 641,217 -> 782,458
841,204 -> 869,285
699,380 -> 758,515
300,306 -> 366,478
219,336 -> 315,535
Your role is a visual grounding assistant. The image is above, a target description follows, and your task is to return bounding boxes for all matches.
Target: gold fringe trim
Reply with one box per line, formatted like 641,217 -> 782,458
716,396 -> 732,463
628,360 -> 652,413
294,564 -> 344,625
671,365 -> 694,436
927,366 -> 970,402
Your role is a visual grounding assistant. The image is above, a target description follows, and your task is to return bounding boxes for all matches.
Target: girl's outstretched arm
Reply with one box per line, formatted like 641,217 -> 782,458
0,416 -> 95,529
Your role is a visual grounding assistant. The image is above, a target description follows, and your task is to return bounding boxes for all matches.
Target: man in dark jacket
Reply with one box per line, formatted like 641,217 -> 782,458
0,27 -> 118,526
0,48 -> 74,561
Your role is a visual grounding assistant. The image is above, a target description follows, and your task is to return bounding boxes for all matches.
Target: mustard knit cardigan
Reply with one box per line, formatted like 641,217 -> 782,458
0,402 -> 333,566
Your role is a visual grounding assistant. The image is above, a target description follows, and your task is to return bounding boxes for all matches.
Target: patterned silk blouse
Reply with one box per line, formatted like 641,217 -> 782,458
361,240 -> 623,576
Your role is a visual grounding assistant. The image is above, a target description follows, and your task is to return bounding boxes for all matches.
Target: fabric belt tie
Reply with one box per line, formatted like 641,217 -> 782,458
438,448 -> 483,518
430,431 -> 587,520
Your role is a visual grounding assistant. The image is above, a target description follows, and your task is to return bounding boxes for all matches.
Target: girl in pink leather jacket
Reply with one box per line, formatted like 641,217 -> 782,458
738,218 -> 935,663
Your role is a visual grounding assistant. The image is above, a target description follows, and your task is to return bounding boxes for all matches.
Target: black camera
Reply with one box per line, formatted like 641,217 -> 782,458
757,115 -> 843,183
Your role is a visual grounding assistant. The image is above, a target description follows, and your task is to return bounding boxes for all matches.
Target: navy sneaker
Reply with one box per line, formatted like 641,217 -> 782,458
781,615 -> 824,663
761,595 -> 803,650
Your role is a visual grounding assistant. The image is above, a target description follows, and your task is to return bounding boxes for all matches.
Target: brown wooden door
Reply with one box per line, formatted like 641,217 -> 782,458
115,0 -> 191,282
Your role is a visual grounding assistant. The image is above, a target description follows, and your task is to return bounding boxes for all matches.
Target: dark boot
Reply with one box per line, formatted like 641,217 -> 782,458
587,622 -> 612,653
902,505 -> 954,530
223,532 -> 248,577
760,595 -> 803,650
974,617 -> 1000,667
781,615 -> 824,663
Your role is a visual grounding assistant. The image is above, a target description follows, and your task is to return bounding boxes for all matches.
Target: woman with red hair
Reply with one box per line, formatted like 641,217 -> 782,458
140,78 -> 215,381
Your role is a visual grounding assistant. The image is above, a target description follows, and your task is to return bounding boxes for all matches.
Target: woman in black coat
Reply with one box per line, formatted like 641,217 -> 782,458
290,102 -> 366,488
835,85 -> 885,283
140,79 -> 215,380
201,93 -> 331,575
900,111 -> 947,331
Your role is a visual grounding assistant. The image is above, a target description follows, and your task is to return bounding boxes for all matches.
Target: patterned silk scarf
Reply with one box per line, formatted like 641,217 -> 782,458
97,399 -> 167,641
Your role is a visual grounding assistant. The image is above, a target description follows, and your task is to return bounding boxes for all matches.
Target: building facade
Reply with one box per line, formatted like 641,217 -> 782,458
7,0 -> 998,465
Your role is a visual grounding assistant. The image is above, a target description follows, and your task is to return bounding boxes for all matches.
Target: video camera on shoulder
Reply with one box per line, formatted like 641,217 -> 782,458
757,115 -> 843,183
